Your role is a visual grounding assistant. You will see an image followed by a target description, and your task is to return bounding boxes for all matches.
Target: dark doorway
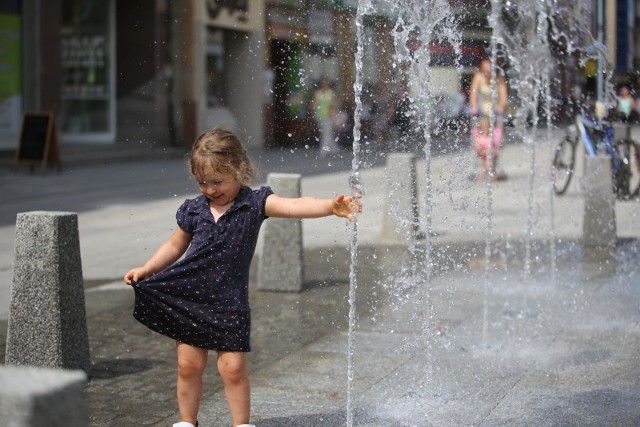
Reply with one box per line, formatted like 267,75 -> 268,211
268,39 -> 317,148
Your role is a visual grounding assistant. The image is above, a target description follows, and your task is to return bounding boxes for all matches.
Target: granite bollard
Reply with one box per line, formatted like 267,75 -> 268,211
582,156 -> 617,270
0,365 -> 88,427
5,212 -> 91,375
258,173 -> 304,292
380,152 -> 419,242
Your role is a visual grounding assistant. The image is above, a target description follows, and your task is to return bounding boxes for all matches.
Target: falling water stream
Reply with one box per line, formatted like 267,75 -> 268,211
481,0 -> 500,346
345,0 -> 621,424
479,0 -> 561,346
541,2 -> 558,285
347,0 -> 462,423
346,0 -> 372,424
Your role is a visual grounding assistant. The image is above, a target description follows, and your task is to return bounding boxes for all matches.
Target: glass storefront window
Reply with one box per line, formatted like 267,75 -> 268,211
0,10 -> 22,138
60,0 -> 114,142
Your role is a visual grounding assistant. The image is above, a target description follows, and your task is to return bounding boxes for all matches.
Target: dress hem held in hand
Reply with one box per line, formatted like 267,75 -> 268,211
132,186 -> 274,351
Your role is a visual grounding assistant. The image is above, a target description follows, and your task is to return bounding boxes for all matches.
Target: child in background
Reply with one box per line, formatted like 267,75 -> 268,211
472,116 -> 502,181
124,128 -> 362,427
469,57 -> 508,181
615,84 -> 637,123
312,76 -> 339,156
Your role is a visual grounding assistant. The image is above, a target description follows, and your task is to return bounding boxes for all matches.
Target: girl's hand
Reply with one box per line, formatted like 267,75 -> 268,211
124,267 -> 149,286
333,194 -> 363,222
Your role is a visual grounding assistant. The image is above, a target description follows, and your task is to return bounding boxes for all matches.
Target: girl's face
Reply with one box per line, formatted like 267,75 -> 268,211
479,60 -> 491,76
196,169 -> 242,207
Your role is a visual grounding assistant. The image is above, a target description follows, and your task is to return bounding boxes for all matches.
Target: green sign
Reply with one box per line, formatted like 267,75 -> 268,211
0,13 -> 21,135
0,14 -> 20,103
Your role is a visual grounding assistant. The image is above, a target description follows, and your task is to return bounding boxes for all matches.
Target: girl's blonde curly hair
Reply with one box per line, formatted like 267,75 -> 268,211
188,128 -> 257,185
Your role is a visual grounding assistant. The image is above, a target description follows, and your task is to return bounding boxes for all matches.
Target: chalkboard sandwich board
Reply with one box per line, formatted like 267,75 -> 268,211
14,111 -> 62,173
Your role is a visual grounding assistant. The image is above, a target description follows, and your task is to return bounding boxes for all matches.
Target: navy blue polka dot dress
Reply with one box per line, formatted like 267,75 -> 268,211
133,186 -> 273,351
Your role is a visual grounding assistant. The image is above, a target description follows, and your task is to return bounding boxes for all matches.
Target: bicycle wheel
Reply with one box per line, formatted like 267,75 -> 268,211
628,140 -> 640,198
632,141 -> 640,198
552,136 -> 575,195
616,139 -> 640,199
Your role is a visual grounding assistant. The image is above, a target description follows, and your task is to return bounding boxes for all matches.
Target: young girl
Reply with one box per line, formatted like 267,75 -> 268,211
616,84 -> 637,123
124,128 -> 362,427
312,76 -> 338,156
469,57 -> 507,181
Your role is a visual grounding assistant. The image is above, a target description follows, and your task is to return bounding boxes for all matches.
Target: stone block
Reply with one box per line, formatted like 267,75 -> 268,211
380,153 -> 419,242
0,365 -> 88,427
258,174 -> 304,292
6,212 -> 91,375
612,123 -> 632,140
582,156 -> 616,268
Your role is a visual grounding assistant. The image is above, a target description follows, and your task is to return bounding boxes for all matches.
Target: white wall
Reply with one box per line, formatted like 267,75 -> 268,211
223,30 -> 266,149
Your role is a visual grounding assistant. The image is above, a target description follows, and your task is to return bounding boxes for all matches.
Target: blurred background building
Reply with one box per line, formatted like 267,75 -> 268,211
1,0 -> 639,152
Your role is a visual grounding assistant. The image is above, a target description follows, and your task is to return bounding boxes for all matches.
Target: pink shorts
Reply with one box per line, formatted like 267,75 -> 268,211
472,126 -> 502,158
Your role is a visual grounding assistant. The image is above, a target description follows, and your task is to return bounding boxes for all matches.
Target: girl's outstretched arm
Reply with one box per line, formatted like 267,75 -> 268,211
265,194 -> 362,222
124,227 -> 192,284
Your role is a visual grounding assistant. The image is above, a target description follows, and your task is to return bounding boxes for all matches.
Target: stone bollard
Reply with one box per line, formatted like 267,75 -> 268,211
6,212 -> 91,375
0,365 -> 88,426
380,153 -> 419,243
258,173 -> 304,292
612,122 -> 631,140
582,156 -> 617,270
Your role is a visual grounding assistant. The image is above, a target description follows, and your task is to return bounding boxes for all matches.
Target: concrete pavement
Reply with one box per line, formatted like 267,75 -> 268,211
1,128 -> 640,426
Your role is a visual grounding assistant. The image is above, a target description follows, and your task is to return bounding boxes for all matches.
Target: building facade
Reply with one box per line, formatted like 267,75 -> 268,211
3,0 -> 173,150
3,0 -> 639,152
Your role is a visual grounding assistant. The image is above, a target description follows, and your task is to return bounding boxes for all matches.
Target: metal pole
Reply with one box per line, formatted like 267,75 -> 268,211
596,0 -> 604,107
35,0 -> 41,109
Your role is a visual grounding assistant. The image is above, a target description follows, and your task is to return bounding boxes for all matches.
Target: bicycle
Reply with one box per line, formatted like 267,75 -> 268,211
552,114 -> 640,199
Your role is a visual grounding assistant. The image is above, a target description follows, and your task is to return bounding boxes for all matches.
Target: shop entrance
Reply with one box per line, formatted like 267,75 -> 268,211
268,39 -> 317,148
60,0 -> 115,143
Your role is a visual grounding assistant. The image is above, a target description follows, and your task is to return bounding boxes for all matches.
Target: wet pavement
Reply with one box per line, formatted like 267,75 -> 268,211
1,130 -> 640,426
2,239 -> 639,426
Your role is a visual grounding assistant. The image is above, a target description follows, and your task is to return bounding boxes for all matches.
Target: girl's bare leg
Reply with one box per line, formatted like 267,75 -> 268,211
176,342 -> 208,424
491,155 -> 499,180
217,351 -> 251,426
478,150 -> 490,181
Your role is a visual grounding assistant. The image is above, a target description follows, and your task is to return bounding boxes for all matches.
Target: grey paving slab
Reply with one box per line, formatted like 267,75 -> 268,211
1,131 -> 640,426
